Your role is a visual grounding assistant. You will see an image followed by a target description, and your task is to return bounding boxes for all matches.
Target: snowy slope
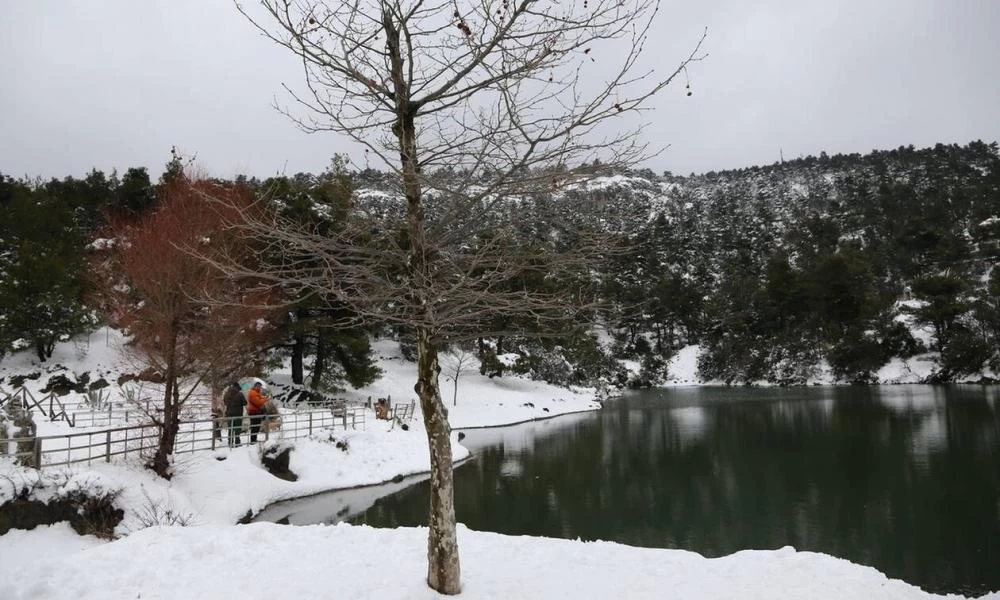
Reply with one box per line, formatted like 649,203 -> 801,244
335,340 -> 600,428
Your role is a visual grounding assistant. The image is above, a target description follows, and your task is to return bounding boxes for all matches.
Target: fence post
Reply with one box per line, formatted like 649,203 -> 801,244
105,430 -> 112,462
33,437 -> 42,469
308,412 -> 313,436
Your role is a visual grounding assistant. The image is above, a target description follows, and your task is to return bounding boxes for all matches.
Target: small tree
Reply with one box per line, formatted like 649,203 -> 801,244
113,167 -> 157,217
234,0 -> 705,592
93,176 -> 274,478
909,273 -> 969,351
442,346 -> 475,407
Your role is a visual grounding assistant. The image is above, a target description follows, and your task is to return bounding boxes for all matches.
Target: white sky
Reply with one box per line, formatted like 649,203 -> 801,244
1,0 -> 998,180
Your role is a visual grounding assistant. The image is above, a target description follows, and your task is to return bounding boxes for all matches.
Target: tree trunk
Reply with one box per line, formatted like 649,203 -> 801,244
384,8 -> 460,592
416,327 -> 461,594
33,337 -> 54,362
291,332 -> 304,385
311,333 -> 328,390
151,327 -> 180,478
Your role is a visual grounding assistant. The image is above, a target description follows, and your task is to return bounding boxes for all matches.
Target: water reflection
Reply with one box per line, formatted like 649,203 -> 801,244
267,385 -> 1000,595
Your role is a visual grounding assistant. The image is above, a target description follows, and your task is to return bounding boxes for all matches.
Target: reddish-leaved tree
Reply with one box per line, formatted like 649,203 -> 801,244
93,176 -> 277,478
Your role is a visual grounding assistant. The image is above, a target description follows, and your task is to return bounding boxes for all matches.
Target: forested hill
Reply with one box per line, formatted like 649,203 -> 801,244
1,141 -> 999,388
600,140 -> 1000,383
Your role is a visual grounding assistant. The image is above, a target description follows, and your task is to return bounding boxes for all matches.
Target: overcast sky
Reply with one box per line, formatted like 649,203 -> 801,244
2,1 -> 999,180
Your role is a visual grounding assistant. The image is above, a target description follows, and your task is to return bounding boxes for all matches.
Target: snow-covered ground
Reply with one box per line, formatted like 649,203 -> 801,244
663,344 -> 705,385
0,523 -> 104,578
0,328 -> 607,595
3,522 -> 995,600
660,343 -> 993,386
0,330 -> 601,434
0,330 -> 599,529
3,330 -> 998,599
334,339 -> 602,429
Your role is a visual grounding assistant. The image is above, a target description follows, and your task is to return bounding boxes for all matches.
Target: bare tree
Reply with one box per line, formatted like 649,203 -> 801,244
442,345 -> 475,407
230,0 -> 705,593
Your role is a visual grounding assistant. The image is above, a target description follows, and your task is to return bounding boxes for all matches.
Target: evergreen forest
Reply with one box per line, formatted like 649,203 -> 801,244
2,140 -> 998,389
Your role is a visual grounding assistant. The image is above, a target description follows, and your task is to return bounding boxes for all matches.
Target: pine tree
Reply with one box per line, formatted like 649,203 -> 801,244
0,183 -> 93,360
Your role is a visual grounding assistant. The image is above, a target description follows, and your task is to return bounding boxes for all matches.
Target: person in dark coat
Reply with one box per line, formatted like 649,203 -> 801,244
223,382 -> 246,447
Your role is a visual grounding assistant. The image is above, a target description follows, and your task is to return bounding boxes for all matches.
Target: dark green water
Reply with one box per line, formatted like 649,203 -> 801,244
269,386 -> 1000,596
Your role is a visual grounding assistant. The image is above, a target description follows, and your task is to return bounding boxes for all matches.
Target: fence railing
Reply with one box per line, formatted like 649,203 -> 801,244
0,406 -> 367,469
62,398 -> 214,429
0,385 -> 216,429
0,387 -> 78,426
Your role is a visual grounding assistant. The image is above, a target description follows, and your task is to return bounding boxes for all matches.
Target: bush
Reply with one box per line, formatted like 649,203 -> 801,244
526,348 -> 572,386
0,471 -> 124,538
561,332 -> 621,386
630,353 -> 669,388
697,334 -> 768,385
880,321 -> 925,359
828,331 -> 887,384
941,328 -> 992,379
478,348 -> 505,378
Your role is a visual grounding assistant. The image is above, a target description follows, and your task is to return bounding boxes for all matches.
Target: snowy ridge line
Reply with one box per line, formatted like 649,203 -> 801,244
2,407 -> 365,469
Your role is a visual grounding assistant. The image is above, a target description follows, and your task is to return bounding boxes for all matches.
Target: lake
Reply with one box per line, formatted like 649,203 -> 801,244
255,385 -> 1000,596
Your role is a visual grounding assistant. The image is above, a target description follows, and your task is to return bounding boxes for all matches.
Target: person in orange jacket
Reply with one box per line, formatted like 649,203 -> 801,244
247,381 -> 267,443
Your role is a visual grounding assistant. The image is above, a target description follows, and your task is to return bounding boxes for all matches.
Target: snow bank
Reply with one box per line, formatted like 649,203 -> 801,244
877,354 -> 940,384
337,340 -> 601,429
0,523 -> 103,577
0,327 -> 128,383
649,343 -> 985,386
663,344 -> 703,385
2,522 -> 993,600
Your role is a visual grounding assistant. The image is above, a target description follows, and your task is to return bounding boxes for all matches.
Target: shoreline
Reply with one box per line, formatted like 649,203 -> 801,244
244,453 -> 475,524
248,404 -> 604,522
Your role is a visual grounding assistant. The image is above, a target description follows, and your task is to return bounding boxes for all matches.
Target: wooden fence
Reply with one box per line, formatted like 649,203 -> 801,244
0,406 -> 366,469
0,387 -> 78,426
0,385 -> 215,429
